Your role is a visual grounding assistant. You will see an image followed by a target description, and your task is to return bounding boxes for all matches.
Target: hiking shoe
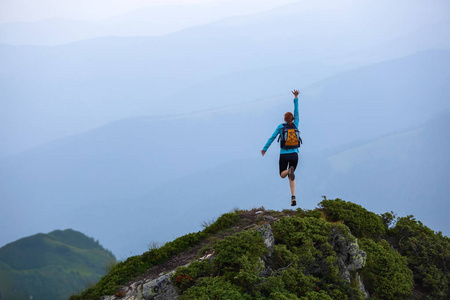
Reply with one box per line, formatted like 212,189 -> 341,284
288,166 -> 295,181
291,196 -> 297,207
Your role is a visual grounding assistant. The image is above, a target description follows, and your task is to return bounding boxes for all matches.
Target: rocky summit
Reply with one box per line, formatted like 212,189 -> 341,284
71,198 -> 450,300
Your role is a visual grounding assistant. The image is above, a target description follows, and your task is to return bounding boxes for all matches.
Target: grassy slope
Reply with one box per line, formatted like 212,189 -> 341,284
0,229 -> 116,300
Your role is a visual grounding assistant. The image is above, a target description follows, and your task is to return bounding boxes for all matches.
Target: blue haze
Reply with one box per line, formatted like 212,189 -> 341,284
1,0 -> 450,259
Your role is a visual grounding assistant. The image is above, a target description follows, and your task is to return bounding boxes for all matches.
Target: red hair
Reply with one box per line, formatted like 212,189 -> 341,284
284,112 -> 294,124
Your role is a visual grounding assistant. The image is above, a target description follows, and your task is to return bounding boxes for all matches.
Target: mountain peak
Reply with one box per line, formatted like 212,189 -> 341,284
70,199 -> 449,299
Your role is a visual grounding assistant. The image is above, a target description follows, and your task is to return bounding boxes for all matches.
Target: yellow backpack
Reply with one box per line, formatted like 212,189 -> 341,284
278,123 -> 302,149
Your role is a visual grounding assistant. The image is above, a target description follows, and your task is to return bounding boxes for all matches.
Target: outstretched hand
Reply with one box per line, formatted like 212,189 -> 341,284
291,89 -> 300,98
261,150 -> 266,156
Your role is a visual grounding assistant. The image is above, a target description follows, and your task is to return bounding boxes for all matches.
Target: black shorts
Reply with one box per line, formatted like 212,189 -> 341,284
279,153 -> 298,175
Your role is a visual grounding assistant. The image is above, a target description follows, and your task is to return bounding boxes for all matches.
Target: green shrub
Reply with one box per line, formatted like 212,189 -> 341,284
380,211 -> 397,230
271,217 -> 355,297
272,217 -> 331,248
319,198 -> 385,239
261,275 -> 287,296
269,291 -> 300,299
178,277 -> 249,300
296,208 -> 323,219
279,266 -> 319,296
299,290 -> 333,300
202,212 -> 240,235
212,230 -> 267,280
172,260 -> 213,291
270,244 -> 300,271
359,238 -> 413,299
388,215 -> 450,299
173,229 -> 267,297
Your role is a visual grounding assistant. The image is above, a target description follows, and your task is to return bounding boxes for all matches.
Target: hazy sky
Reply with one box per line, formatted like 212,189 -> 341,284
0,0 -> 449,258
0,0 -> 300,23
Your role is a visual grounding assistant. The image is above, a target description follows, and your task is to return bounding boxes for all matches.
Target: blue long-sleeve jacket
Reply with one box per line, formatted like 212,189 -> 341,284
262,98 -> 299,154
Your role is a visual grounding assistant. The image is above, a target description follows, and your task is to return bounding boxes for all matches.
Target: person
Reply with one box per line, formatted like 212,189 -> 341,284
261,90 -> 300,206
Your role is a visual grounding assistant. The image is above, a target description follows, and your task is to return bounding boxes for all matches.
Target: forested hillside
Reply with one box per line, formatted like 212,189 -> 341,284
0,229 -> 116,300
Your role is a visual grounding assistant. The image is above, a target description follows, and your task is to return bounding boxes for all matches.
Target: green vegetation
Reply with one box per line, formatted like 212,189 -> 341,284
359,239 -> 413,299
70,199 -> 449,300
69,211 -> 241,300
319,197 -> 385,239
0,229 -> 116,300
387,215 -> 450,299
172,215 -> 364,299
173,230 -> 267,299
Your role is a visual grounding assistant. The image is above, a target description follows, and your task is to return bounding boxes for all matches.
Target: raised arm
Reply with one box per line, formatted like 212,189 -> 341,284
291,89 -> 299,127
261,90 -> 300,156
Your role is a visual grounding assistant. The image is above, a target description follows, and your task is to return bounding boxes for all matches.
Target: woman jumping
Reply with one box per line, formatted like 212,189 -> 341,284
261,90 -> 301,206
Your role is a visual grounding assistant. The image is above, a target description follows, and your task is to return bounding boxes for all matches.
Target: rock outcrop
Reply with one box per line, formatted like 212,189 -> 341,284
102,219 -> 368,299
102,270 -> 179,300
255,223 -> 275,257
331,228 -> 368,297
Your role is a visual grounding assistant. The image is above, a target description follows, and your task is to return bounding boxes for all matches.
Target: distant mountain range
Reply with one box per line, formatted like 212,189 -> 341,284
1,0 -> 449,260
61,112 -> 449,258
0,229 -> 115,300
1,49 -> 449,258
0,0 -> 299,45
1,0 -> 450,157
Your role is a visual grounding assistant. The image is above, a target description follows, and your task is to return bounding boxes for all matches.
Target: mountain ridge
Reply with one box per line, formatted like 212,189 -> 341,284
69,199 -> 450,300
2,48 -> 448,158
0,0 -> 300,45
2,2 -> 450,156
2,32 -> 449,155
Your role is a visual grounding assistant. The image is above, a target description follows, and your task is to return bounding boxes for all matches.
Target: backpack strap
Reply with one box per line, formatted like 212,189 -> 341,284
277,123 -> 287,143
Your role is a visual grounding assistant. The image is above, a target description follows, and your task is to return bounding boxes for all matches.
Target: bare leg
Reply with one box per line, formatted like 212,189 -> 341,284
280,169 -> 296,196
289,179 -> 296,196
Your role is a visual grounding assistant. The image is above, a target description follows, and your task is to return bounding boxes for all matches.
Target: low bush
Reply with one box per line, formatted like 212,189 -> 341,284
173,230 -> 267,297
319,198 -> 385,239
359,238 -> 413,299
388,215 -> 450,299
178,277 -> 249,300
